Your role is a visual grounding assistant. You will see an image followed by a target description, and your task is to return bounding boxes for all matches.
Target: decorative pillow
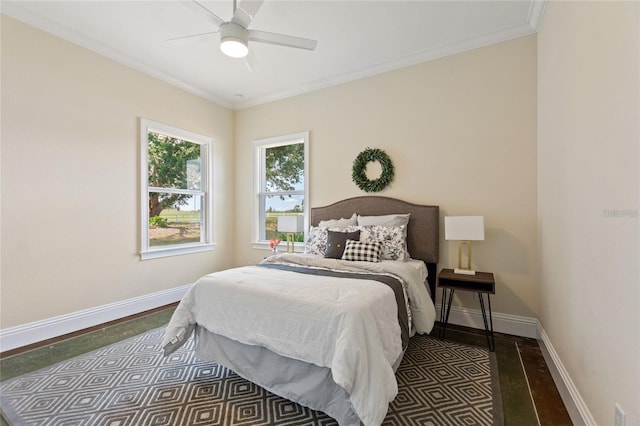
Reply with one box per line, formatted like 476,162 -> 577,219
360,225 -> 409,261
357,213 -> 410,227
304,226 -> 328,255
325,230 -> 361,259
318,213 -> 357,228
341,240 -> 382,263
304,226 -> 359,256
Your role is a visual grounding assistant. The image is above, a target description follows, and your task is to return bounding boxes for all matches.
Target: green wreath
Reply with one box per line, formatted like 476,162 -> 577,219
352,147 -> 395,193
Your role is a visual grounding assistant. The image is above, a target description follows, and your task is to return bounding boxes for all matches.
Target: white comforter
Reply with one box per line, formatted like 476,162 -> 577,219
162,254 -> 436,426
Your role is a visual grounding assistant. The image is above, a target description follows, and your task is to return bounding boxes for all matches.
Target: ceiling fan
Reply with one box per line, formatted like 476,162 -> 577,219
174,0 -> 318,59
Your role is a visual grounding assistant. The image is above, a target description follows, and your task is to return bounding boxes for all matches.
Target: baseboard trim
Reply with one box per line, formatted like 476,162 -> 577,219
537,324 -> 597,426
435,303 -> 539,338
0,284 -> 192,353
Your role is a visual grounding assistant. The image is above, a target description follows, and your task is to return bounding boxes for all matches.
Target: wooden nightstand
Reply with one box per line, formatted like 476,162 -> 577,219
437,268 -> 496,351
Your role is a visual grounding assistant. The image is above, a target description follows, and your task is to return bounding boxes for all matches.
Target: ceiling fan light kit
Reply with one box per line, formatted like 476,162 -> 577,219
220,22 -> 249,58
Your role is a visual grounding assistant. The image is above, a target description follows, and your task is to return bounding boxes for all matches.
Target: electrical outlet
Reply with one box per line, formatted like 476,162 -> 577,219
615,404 -> 626,426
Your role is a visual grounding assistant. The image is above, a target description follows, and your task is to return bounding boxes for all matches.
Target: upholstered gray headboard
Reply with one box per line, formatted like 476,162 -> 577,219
310,196 -> 439,299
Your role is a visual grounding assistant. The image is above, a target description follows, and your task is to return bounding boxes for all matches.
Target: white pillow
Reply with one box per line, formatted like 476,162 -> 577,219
357,213 -> 410,227
318,213 -> 357,228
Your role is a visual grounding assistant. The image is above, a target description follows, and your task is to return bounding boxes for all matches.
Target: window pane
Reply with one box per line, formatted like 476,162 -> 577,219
148,132 -> 201,190
149,193 -> 202,247
264,194 -> 304,242
254,131 -> 308,245
264,143 -> 304,192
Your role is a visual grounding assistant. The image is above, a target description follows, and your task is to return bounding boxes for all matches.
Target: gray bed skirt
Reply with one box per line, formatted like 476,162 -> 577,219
193,325 -> 405,426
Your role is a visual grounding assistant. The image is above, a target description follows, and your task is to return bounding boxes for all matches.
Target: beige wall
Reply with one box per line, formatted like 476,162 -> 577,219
538,2 -> 639,425
1,14 -> 539,333
235,35 -> 539,318
1,16 -> 235,328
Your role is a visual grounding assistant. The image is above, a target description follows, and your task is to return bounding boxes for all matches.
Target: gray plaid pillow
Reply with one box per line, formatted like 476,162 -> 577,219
341,239 -> 382,262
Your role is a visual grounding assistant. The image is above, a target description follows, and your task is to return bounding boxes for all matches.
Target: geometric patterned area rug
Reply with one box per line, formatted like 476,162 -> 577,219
1,327 -> 502,425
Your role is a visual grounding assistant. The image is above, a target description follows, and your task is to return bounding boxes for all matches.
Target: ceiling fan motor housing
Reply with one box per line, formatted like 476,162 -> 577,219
220,22 -> 249,58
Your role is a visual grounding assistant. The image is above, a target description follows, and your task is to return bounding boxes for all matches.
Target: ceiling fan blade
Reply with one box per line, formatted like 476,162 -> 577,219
248,30 -> 317,51
243,49 -> 257,72
231,0 -> 264,28
167,31 -> 219,45
182,0 -> 225,28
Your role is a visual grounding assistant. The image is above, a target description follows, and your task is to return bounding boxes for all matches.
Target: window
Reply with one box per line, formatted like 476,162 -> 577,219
140,119 -> 213,259
254,132 -> 309,248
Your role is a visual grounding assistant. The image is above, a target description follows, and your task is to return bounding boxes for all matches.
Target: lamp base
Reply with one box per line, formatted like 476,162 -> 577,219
286,233 -> 295,253
454,268 -> 477,275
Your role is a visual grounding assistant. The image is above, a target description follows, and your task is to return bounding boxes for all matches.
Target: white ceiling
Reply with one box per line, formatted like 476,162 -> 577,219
1,0 -> 545,110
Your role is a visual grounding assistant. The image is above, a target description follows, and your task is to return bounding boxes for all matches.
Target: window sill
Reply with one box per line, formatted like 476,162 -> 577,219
140,243 -> 215,260
252,241 -> 304,253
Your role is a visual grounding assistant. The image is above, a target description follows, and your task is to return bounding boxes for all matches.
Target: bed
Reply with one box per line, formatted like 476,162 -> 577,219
162,196 -> 439,425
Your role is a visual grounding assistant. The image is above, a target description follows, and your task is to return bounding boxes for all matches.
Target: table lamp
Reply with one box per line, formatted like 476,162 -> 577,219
445,216 -> 485,275
277,215 -> 304,253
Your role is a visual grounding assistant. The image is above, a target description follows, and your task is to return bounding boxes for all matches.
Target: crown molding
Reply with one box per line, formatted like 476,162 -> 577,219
1,2 -> 234,109
3,0 -> 547,112
235,5 -> 546,110
528,0 -> 548,32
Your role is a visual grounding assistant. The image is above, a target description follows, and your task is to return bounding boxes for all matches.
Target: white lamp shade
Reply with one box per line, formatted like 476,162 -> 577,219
445,216 -> 485,241
277,215 -> 304,233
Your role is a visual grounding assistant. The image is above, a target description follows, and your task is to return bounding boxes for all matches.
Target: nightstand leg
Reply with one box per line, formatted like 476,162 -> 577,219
440,289 -> 455,340
439,288 -> 447,337
478,293 -> 495,352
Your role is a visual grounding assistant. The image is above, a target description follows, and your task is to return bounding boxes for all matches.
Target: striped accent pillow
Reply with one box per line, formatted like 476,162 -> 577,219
341,239 -> 382,263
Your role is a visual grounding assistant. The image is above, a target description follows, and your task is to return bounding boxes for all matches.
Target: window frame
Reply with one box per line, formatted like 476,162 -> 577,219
252,131 -> 309,250
140,118 -> 214,260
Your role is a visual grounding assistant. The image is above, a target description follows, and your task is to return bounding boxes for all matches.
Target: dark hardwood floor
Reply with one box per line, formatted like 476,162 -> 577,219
439,323 -> 572,426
